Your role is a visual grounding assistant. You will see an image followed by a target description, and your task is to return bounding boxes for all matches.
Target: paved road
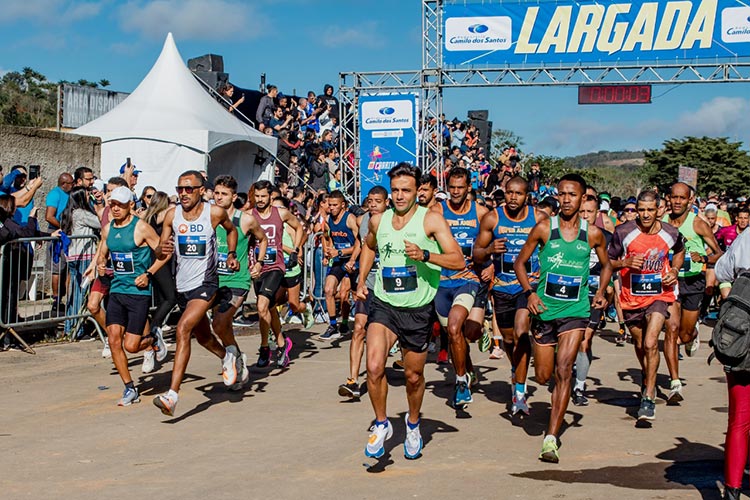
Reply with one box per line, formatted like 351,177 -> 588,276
0,322 -> 731,499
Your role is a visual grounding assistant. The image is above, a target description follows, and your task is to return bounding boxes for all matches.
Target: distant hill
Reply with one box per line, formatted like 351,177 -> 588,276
563,150 -> 645,169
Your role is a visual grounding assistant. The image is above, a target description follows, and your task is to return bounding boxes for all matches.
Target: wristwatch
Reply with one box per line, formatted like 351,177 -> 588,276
145,271 -> 153,280
337,250 -> 343,258
227,250 -> 237,257
422,250 -> 431,262
523,289 -> 533,298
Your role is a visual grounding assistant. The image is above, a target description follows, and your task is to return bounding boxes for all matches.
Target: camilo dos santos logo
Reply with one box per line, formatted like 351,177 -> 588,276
445,16 -> 512,52
360,99 -> 414,131
722,7 -> 750,43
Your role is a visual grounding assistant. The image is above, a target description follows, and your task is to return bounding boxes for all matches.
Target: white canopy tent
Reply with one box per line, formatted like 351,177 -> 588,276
73,33 -> 277,194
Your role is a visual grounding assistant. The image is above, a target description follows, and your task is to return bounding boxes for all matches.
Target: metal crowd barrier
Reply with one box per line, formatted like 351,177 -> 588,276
303,231 -> 327,320
0,235 -> 103,354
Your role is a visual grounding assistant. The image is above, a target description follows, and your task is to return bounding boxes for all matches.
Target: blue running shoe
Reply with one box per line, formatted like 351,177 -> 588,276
404,413 -> 423,459
453,381 -> 473,407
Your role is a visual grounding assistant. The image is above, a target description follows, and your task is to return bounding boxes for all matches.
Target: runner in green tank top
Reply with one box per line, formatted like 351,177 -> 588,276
212,176 -> 269,390
662,182 -> 723,404
97,186 -> 171,407
272,196 -> 314,329
515,174 -> 612,464
355,163 -> 465,460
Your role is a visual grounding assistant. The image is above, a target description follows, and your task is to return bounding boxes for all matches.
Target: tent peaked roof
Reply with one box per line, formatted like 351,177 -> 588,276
74,33 -> 276,156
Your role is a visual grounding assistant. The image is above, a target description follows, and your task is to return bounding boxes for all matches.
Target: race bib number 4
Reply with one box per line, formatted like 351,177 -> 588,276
382,266 -> 417,293
631,273 -> 662,296
111,252 -> 134,274
178,235 -> 207,258
544,273 -> 582,301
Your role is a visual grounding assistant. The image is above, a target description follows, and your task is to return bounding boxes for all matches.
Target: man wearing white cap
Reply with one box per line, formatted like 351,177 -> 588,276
97,186 -> 170,406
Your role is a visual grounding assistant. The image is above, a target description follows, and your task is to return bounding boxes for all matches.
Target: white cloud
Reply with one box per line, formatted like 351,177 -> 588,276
117,0 -> 268,41
0,0 -> 103,24
320,21 -> 385,49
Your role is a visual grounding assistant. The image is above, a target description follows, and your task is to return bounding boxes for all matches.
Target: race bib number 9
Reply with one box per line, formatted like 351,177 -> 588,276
178,235 -> 207,258
111,252 -> 134,274
382,266 -> 417,293
631,273 -> 662,296
544,273 -> 582,301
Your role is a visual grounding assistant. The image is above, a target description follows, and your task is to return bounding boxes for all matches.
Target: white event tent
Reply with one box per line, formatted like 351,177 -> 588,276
74,33 -> 277,194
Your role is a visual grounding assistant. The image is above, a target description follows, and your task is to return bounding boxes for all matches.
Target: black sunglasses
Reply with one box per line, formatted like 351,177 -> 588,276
176,186 -> 199,194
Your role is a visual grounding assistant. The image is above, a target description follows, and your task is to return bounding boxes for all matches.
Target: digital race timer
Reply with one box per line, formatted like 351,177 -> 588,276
578,85 -> 652,105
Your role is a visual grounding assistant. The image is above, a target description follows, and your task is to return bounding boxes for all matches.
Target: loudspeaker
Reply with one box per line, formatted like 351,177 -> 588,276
470,119 -> 492,153
188,54 -> 224,73
193,71 -> 229,91
467,109 -> 488,121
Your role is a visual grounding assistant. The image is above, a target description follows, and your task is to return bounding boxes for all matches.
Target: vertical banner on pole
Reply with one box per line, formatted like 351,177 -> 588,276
358,93 -> 418,203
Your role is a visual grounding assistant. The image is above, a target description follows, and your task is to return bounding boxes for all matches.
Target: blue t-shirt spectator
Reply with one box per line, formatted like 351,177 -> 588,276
45,186 -> 70,229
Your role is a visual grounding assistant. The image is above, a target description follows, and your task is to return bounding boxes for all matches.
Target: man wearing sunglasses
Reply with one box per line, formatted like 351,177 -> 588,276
152,170 -> 240,416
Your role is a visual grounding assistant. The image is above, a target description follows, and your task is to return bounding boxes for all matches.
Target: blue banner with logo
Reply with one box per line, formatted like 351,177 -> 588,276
358,93 -> 418,203
443,0 -> 750,66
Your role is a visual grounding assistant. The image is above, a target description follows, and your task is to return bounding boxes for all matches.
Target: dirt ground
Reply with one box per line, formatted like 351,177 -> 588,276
0,321 -> 734,499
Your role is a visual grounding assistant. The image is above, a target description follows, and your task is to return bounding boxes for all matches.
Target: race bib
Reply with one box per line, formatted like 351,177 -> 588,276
178,235 -> 207,258
544,273 -> 582,301
500,254 -> 531,274
382,266 -> 417,293
631,273 -> 662,296
254,247 -> 277,266
111,252 -> 134,274
680,254 -> 691,273
218,252 -> 234,275
457,237 -> 474,259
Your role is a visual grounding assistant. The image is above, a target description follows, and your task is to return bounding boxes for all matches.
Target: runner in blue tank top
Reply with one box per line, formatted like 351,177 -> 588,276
152,170 -> 240,417
320,190 -> 360,340
430,167 -> 488,409
474,176 -> 545,417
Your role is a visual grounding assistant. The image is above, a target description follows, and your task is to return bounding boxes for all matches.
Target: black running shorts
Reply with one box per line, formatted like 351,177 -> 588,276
106,293 -> 150,335
368,296 -> 435,353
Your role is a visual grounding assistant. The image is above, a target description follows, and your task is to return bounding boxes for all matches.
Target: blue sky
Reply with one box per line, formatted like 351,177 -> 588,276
1,0 -> 749,157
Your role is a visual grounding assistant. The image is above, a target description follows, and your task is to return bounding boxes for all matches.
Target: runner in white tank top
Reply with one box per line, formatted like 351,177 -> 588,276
152,170 -> 244,417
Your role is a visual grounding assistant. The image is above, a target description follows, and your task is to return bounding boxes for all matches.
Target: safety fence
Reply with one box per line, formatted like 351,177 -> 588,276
303,231 -> 327,321
0,235 -> 103,353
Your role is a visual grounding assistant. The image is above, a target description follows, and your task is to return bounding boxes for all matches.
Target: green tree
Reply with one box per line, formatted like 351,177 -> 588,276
98,79 -> 111,88
490,128 -> 524,162
641,136 -> 750,197
534,154 -> 604,190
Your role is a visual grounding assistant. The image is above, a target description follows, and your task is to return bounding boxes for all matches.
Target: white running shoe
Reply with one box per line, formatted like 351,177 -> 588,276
117,387 -> 140,406
222,345 -> 239,386
404,413 -> 423,459
365,419 -> 393,458
686,329 -> 700,357
101,340 -> 111,359
489,346 -> 503,360
142,350 -> 155,374
152,326 -> 167,362
302,306 -> 315,329
231,353 -> 250,391
512,394 -> 530,416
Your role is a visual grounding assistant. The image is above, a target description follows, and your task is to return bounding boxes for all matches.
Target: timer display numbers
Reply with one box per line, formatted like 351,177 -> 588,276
578,85 -> 652,105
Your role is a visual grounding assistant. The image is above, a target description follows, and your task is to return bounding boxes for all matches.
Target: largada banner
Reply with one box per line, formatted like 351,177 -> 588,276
444,0 -> 750,66
358,94 -> 418,203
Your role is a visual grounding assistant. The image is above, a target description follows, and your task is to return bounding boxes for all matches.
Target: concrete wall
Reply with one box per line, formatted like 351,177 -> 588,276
0,126 -> 101,208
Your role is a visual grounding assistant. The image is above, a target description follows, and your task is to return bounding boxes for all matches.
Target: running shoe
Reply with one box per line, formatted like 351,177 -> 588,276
117,386 -> 140,406
152,326 -> 167,362
257,345 -> 271,368
365,419 -> 393,458
453,381 -> 473,407
489,346 -> 504,360
233,315 -> 257,327
276,337 -> 293,368
667,382 -> 684,405
153,392 -> 177,416
512,394 -> 530,416
392,359 -> 404,370
468,370 -> 478,389
725,487 -> 741,500
302,306 -> 315,329
479,328 -> 491,353
101,340 -> 111,359
389,341 -> 400,355
142,350 -> 156,374
606,305 -> 617,322
319,324 -> 341,341
436,349 -> 449,364
338,378 -> 361,398
222,345 -> 239,386
572,388 -> 589,406
539,437 -> 559,463
685,329 -> 700,357
339,322 -> 350,335
404,413 -> 423,460
616,329 -> 626,347
427,341 -> 437,353
637,397 -> 656,421
230,353 -> 249,391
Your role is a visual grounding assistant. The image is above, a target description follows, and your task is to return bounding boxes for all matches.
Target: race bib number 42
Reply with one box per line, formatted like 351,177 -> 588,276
111,252 -> 134,274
